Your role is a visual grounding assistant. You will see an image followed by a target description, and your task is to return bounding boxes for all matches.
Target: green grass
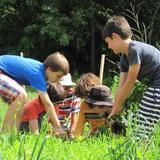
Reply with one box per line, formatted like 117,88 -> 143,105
0,87 -> 160,159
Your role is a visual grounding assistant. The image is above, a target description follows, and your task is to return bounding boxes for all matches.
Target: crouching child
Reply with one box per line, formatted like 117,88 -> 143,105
52,73 -> 81,138
73,85 -> 114,137
20,82 -> 66,134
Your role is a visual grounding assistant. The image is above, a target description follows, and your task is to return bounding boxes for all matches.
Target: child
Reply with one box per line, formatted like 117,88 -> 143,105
20,82 -> 66,134
73,85 -> 113,137
102,15 -> 160,138
0,52 -> 69,137
75,73 -> 101,98
55,73 -> 80,137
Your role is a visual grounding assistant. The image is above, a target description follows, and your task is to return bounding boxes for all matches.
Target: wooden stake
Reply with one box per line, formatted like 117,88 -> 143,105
20,52 -> 24,57
20,52 -> 25,88
99,54 -> 105,84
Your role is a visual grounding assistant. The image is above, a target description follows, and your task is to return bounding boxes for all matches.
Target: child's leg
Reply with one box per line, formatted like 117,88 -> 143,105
29,119 -> 39,134
0,73 -> 27,132
135,87 -> 160,138
1,92 -> 27,132
19,121 -> 30,133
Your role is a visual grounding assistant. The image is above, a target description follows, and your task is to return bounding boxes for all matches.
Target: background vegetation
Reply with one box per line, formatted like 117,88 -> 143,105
1,1 -> 160,159
1,0 -> 160,75
0,84 -> 159,160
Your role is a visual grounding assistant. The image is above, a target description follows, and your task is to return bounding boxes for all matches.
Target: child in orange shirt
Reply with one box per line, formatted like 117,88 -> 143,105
74,73 -> 126,137
75,73 -> 101,98
20,82 -> 66,134
74,85 -> 113,137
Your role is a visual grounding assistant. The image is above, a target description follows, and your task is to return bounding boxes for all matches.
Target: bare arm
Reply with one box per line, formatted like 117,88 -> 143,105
109,64 -> 140,117
38,91 -> 66,136
70,112 -> 79,133
73,103 -> 86,138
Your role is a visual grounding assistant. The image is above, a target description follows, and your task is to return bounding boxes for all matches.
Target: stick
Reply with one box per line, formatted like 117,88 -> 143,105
20,52 -> 25,88
99,54 -> 105,84
20,52 -> 24,57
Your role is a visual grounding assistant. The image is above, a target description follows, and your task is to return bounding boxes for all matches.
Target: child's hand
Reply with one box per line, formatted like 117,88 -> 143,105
68,131 -> 74,139
54,127 -> 68,138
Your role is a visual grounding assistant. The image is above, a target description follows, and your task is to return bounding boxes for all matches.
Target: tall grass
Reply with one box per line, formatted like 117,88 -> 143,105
0,87 -> 159,159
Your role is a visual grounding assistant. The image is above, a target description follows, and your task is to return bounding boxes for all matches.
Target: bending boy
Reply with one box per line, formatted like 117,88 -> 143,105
0,52 -> 69,137
102,15 -> 160,138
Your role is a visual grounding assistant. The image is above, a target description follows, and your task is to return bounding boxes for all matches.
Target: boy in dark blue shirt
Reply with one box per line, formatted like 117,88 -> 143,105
102,15 -> 160,138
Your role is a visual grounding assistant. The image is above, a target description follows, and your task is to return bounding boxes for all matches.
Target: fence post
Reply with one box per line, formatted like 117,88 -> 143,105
20,52 -> 25,88
99,54 -> 105,84
20,52 -> 24,58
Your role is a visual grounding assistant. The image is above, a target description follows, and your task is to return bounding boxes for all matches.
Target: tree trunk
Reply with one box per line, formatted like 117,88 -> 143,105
91,16 -> 95,73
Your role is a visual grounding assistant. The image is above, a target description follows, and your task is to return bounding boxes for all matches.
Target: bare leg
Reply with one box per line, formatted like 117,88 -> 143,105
1,92 -> 27,133
29,119 -> 39,134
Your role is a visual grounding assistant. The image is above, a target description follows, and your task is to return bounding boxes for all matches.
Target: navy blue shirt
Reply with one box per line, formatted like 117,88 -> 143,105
120,41 -> 160,87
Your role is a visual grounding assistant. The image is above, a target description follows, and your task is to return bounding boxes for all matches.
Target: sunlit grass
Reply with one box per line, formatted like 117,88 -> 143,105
0,87 -> 159,159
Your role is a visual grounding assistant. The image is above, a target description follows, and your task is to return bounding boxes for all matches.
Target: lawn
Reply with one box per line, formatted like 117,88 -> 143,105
0,87 -> 160,160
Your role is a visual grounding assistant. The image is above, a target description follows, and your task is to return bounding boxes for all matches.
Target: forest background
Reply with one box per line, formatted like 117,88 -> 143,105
1,0 -> 160,77
1,1 -> 160,159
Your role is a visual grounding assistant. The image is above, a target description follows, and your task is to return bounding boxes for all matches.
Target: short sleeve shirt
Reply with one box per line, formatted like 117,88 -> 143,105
119,41 -> 160,87
22,97 -> 59,122
0,55 -> 47,92
57,88 -> 80,122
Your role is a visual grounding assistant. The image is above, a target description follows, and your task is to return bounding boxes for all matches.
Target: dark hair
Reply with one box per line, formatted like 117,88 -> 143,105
75,73 -> 101,98
44,52 -> 69,75
102,15 -> 132,40
46,82 -> 66,103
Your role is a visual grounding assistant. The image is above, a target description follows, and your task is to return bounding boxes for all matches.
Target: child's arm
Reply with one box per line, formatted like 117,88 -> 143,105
69,98 -> 80,137
38,91 -> 66,137
73,103 -> 86,138
69,112 -> 79,138
108,64 -> 140,118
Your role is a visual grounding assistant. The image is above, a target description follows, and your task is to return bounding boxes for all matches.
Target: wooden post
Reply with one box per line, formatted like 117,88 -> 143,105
20,52 -> 25,88
99,54 -> 105,84
20,52 -> 24,57
91,15 -> 95,73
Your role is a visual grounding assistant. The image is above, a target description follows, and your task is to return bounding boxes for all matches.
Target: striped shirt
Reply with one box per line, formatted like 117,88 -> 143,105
57,88 -> 80,124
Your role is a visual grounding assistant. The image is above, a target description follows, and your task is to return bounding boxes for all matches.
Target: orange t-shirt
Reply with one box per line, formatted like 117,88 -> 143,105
22,97 -> 59,122
74,102 -> 110,137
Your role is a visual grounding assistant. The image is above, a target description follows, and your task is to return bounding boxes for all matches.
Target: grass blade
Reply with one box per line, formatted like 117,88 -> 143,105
16,134 -> 25,160
36,136 -> 48,160
30,134 -> 41,160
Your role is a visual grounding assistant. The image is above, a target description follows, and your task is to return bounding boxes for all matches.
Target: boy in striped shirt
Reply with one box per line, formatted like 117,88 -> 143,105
56,73 -> 80,137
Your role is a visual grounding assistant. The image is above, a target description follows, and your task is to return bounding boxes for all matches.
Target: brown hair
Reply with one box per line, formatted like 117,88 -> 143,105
46,82 -> 66,103
102,15 -> 132,40
75,73 -> 101,98
44,52 -> 69,75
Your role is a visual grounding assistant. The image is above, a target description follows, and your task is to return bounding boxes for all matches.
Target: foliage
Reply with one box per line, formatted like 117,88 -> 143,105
1,0 -> 160,73
0,0 -> 111,73
0,82 -> 159,160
